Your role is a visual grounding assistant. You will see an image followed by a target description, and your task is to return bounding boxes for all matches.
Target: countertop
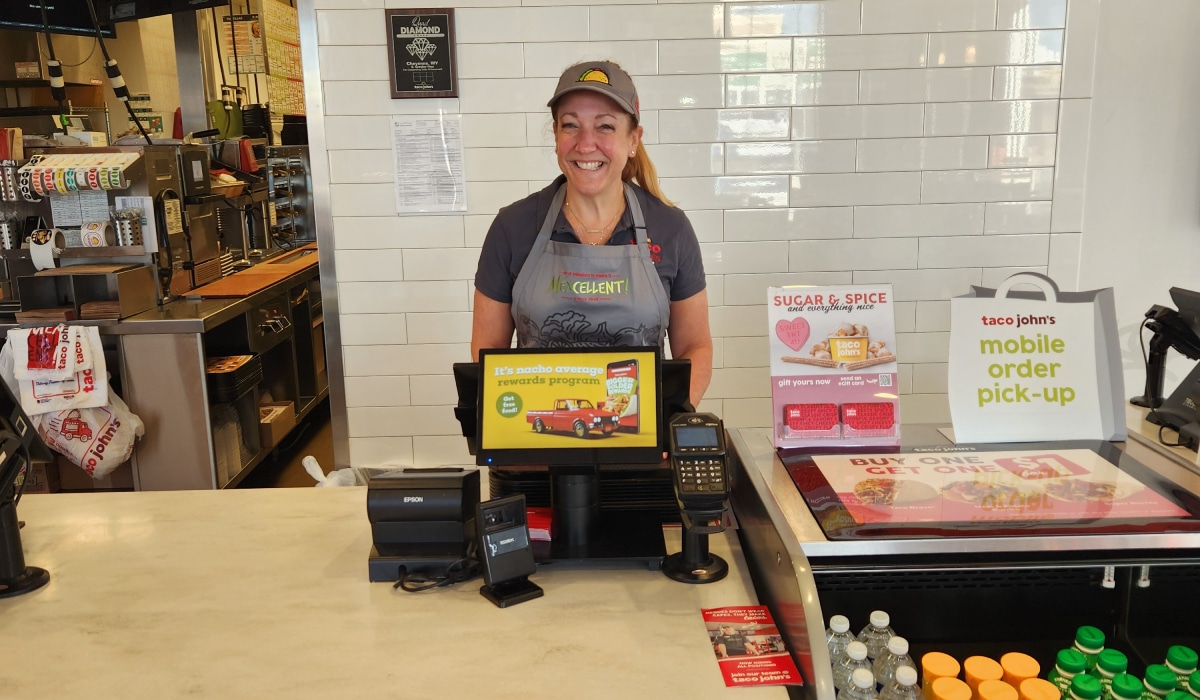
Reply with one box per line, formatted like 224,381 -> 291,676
115,248 -> 319,334
0,487 -> 785,699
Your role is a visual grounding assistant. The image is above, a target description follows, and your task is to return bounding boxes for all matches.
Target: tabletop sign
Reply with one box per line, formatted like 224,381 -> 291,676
768,284 -> 901,450
385,9 -> 458,100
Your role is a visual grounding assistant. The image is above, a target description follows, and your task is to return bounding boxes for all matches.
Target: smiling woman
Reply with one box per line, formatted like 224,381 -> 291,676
470,60 -> 714,406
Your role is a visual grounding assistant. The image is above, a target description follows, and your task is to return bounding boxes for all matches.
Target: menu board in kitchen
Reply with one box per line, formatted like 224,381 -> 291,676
784,442 -> 1200,539
768,285 -> 900,450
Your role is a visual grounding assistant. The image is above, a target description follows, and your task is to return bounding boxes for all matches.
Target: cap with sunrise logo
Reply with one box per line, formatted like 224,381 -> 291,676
547,61 -> 640,122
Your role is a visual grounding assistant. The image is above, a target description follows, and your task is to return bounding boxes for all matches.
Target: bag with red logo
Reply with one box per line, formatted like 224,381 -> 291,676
7,325 -> 107,415
31,390 -> 143,477
10,324 -> 90,381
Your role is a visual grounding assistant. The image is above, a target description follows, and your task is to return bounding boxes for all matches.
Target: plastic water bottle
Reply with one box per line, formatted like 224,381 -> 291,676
827,615 -> 856,668
1093,649 -> 1129,696
880,665 -> 922,700
842,668 -> 880,700
836,641 -> 872,693
1165,647 -> 1198,691
874,636 -> 915,691
857,610 -> 896,662
1074,626 -> 1106,672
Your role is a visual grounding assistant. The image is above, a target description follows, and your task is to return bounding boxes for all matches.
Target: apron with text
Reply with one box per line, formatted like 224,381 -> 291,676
511,183 -> 671,348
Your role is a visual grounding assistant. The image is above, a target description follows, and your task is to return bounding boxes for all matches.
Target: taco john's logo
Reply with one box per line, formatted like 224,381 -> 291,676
577,68 -> 610,84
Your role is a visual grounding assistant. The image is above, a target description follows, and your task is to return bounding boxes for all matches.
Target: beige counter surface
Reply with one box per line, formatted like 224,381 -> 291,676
0,487 -> 787,699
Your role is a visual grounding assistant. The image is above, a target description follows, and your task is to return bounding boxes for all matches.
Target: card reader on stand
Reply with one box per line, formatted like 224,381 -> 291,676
661,412 -> 730,584
366,467 -> 479,582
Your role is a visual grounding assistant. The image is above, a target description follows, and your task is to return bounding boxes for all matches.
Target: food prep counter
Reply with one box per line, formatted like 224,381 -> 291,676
727,425 -> 1200,700
117,255 -> 326,489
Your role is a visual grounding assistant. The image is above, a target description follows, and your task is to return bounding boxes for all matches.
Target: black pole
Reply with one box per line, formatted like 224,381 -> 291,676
0,499 -> 49,598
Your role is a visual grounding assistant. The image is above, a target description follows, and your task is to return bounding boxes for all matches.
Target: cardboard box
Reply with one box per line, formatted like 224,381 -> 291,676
56,454 -> 134,491
259,401 -> 296,449
19,460 -> 60,494
28,84 -> 105,108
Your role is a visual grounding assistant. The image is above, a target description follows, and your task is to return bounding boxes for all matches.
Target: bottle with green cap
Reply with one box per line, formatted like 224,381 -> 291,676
1146,665 -> 1181,700
1074,626 -> 1106,672
1049,649 -> 1090,697
1109,673 -> 1144,700
1165,647 -> 1198,691
1166,693 -> 1193,700
1187,670 -> 1200,700
1093,649 -> 1129,695
1072,673 -> 1103,700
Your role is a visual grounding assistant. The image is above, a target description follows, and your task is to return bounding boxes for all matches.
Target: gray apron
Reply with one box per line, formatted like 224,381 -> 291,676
511,183 -> 671,348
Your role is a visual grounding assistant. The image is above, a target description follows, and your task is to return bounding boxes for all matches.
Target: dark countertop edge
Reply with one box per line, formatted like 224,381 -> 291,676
0,263 -> 319,336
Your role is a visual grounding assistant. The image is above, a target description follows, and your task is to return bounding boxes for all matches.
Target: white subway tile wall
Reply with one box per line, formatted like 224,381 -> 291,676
311,0 -> 1093,465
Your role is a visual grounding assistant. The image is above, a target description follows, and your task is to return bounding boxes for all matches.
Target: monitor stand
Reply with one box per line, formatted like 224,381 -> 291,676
1146,362 -> 1200,450
536,465 -> 666,567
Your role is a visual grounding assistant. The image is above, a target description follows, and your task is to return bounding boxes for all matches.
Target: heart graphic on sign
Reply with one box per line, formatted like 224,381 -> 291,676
776,318 -> 810,351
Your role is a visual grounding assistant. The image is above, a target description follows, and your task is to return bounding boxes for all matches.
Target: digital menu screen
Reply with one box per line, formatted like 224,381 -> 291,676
784,441 -> 1200,539
478,348 -> 659,451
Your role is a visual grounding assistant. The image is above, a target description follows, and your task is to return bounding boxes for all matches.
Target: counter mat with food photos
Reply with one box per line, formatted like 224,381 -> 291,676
780,441 -> 1200,539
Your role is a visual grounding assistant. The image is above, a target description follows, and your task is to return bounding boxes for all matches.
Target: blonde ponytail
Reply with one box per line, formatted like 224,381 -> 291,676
622,141 -> 673,206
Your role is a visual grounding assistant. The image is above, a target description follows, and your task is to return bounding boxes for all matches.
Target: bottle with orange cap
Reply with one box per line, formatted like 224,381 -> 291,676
924,652 -> 962,688
1001,652 -> 1041,689
979,679 -> 1020,700
1020,677 -> 1062,700
932,676 -> 973,700
965,656 -> 1005,696
931,677 -> 979,700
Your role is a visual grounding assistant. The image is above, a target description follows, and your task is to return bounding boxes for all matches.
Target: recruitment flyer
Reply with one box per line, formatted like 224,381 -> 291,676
702,606 -> 803,688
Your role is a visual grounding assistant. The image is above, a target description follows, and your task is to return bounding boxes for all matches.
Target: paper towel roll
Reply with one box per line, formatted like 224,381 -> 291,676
29,228 -> 64,270
81,220 -> 116,247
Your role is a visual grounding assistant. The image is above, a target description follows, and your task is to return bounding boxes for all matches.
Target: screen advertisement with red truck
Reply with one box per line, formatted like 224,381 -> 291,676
478,349 -> 659,451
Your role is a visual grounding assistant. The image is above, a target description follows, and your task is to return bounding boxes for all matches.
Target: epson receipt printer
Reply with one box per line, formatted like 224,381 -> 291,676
367,467 -> 480,582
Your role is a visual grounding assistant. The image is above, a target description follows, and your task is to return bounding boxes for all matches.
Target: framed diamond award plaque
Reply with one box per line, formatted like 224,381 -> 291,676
385,9 -> 458,100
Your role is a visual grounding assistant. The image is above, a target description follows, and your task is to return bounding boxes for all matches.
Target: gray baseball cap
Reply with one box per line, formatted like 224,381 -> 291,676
547,61 -> 640,122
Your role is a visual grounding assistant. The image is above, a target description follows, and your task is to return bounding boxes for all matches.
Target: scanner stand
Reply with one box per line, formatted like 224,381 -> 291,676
480,576 -> 544,608
661,508 -> 729,584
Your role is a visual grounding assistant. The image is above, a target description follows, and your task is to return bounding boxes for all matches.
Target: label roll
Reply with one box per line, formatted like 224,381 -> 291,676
29,228 -> 65,270
81,220 -> 116,247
